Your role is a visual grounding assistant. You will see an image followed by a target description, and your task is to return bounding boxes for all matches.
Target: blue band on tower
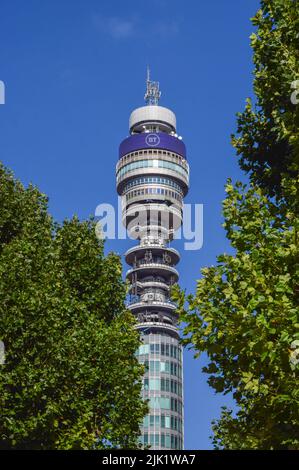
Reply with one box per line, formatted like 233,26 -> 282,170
119,132 -> 186,159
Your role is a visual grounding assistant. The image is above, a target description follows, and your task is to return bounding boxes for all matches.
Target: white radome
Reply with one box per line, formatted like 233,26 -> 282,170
129,105 -> 176,131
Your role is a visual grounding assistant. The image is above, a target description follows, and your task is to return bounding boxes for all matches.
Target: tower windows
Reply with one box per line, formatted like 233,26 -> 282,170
117,159 -> 189,179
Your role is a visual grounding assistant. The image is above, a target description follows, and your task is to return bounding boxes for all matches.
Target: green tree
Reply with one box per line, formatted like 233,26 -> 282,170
173,0 -> 299,449
0,163 -> 147,449
232,0 -> 299,204
174,182 -> 299,449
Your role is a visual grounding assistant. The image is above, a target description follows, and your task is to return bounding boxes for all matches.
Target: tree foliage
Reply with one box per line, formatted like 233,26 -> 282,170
0,163 -> 147,449
174,0 -> 299,449
174,182 -> 299,449
232,0 -> 299,203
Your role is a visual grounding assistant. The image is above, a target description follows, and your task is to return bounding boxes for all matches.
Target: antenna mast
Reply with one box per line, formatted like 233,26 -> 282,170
144,66 -> 161,106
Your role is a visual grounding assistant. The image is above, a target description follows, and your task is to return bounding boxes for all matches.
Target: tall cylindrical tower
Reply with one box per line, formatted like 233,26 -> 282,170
116,70 -> 189,450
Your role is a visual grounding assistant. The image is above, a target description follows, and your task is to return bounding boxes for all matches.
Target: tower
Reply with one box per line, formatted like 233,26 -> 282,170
116,69 -> 189,450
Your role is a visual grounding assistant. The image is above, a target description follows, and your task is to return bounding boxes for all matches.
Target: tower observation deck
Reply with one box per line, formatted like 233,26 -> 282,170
116,69 -> 189,450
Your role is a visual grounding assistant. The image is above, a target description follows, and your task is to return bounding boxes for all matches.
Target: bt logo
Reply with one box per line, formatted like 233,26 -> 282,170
145,133 -> 160,147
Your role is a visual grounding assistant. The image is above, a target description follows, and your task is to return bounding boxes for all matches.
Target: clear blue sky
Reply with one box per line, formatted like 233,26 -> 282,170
0,0 -> 261,449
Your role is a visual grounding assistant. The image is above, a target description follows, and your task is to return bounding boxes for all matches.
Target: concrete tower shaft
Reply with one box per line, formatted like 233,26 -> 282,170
116,72 -> 189,450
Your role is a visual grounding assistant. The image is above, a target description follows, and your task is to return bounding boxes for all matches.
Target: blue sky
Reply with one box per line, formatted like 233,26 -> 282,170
0,0 -> 261,449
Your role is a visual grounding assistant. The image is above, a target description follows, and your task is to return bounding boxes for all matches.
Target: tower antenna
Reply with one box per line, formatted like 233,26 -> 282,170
144,66 -> 161,105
